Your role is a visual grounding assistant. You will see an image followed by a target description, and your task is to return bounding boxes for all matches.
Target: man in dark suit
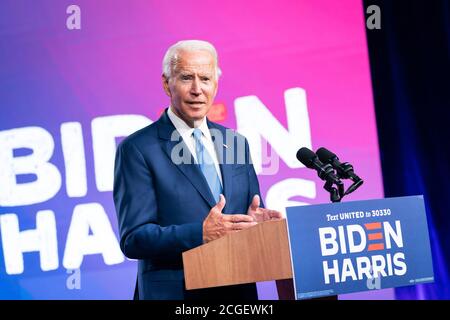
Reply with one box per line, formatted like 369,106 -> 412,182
113,40 -> 282,300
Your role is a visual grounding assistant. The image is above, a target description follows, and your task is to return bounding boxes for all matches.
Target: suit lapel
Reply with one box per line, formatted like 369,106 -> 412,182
157,110 -> 217,208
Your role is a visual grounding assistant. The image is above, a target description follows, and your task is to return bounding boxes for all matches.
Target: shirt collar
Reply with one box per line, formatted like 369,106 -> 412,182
167,106 -> 211,140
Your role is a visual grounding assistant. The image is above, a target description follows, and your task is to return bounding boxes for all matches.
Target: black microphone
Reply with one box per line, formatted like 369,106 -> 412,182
316,147 -> 363,194
296,147 -> 342,185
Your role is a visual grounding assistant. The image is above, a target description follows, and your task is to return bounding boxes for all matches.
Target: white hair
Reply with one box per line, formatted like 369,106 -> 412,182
162,40 -> 222,79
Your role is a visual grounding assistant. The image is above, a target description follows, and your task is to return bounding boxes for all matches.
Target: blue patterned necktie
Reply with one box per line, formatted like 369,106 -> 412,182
192,128 -> 223,203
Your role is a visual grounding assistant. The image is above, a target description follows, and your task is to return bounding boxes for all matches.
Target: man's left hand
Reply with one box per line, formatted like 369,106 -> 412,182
247,195 -> 283,223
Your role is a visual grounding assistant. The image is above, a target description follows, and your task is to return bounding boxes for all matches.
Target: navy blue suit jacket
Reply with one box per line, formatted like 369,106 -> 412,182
113,109 -> 262,300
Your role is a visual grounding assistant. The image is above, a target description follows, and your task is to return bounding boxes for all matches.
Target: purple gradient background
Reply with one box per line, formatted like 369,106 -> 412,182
0,0 -> 391,299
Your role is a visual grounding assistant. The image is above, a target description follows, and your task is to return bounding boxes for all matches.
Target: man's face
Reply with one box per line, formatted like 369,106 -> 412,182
163,49 -> 218,127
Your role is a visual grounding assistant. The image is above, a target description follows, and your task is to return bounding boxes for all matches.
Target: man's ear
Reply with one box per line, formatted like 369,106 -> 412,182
162,74 -> 171,97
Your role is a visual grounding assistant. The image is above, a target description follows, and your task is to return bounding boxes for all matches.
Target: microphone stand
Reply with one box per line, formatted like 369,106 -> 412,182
323,179 -> 345,203
323,168 -> 363,203
335,162 -> 364,196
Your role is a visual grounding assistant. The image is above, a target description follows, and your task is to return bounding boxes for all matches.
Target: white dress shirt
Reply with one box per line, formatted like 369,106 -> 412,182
167,107 -> 223,185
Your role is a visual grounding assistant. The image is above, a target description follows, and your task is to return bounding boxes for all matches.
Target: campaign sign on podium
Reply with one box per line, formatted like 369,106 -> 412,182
285,195 -> 434,299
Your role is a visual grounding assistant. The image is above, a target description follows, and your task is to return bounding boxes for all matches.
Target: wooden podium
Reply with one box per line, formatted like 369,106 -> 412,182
182,219 -> 296,299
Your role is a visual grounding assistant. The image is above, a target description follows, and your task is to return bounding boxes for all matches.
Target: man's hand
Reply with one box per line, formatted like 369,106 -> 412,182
203,194 -> 257,243
247,195 -> 283,223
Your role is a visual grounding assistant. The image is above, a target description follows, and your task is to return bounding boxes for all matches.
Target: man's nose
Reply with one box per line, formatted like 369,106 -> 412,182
190,77 -> 202,96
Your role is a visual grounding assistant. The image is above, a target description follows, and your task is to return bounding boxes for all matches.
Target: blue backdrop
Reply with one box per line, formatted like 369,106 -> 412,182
364,0 -> 450,299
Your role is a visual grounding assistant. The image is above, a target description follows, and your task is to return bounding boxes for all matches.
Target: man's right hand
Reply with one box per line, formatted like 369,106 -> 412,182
202,194 -> 257,243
